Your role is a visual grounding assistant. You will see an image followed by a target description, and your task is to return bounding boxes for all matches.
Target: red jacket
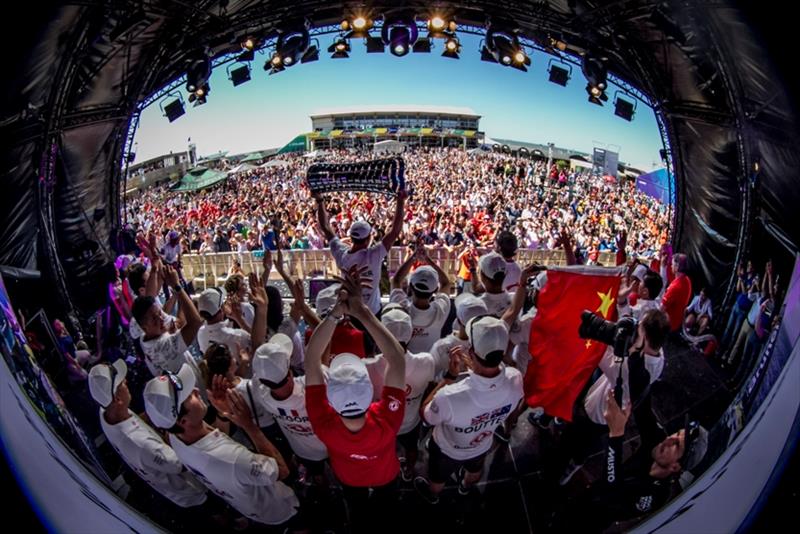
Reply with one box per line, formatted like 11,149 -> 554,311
662,274 -> 692,331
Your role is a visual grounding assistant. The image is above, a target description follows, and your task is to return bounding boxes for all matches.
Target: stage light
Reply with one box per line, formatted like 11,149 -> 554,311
271,25 -> 317,72
185,52 -> 211,93
482,27 -> 529,71
160,94 -> 185,123
353,17 -> 367,30
613,92 -> 636,121
366,36 -> 385,53
430,16 -> 446,31
582,54 -> 608,105
241,37 -> 257,51
382,15 -> 418,57
187,83 -> 209,106
547,59 -> 571,86
412,38 -> 431,53
442,35 -> 461,59
228,63 -> 251,87
328,38 -> 350,58
344,15 -> 373,39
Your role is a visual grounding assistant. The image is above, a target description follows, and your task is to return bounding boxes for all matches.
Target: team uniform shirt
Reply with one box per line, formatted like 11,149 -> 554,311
584,346 -> 665,425
234,378 -> 276,429
140,331 -> 193,376
129,309 -> 176,341
429,334 -> 470,380
329,238 -> 387,314
365,351 -> 435,435
424,366 -> 523,460
479,291 -> 513,318
197,319 -> 252,358
170,429 -> 299,525
100,410 -> 206,508
306,384 -> 406,487
503,260 -> 522,293
389,289 -> 452,353
617,299 -> 661,322
254,375 -> 328,461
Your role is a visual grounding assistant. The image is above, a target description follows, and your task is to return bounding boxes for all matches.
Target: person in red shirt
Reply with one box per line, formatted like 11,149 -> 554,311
661,253 -> 693,332
304,267 -> 406,534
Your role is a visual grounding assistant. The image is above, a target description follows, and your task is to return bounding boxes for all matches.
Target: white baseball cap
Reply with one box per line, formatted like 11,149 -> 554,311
252,333 -> 293,384
327,353 -> 373,417
349,221 -> 372,240
143,363 -> 197,429
88,360 -> 128,408
455,293 -> 489,326
198,287 -> 226,316
315,283 -> 341,313
409,265 -> 439,293
632,264 -> 648,282
479,252 -> 507,280
381,308 -> 413,344
466,316 -> 509,366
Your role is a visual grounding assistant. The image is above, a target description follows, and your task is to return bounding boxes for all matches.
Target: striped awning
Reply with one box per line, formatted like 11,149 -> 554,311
329,130 -> 343,137
420,127 -> 433,135
374,127 -> 388,135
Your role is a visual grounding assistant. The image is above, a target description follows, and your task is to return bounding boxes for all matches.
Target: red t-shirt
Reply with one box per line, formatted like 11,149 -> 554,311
304,323 -> 365,358
306,384 -> 406,487
661,274 -> 692,332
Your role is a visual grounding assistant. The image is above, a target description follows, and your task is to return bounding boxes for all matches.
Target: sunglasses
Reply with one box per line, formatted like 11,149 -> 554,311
162,370 -> 184,420
104,363 -> 119,408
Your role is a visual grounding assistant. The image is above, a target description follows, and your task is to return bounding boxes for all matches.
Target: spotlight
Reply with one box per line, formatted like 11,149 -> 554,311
187,83 -> 209,106
382,14 -> 418,57
228,63 -> 251,87
272,25 -> 317,71
328,38 -> 351,59
427,15 -> 456,38
185,52 -> 211,93
482,27 -> 529,71
236,49 -> 255,62
430,16 -> 446,31
547,59 -> 571,86
613,92 -> 636,121
160,94 -> 185,123
344,15 -> 373,39
582,53 -> 608,104
442,35 -> 461,59
266,54 -> 285,74
241,37 -> 257,51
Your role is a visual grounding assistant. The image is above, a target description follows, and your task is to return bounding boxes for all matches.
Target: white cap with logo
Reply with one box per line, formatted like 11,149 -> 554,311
632,264 -> 648,282
252,333 -> 294,384
409,265 -> 439,293
143,363 -> 197,429
455,293 -> 489,326
327,353 -> 373,416
315,283 -> 341,313
466,316 -> 509,365
349,221 -> 372,240
479,252 -> 507,280
381,307 -> 413,344
197,287 -> 226,316
88,360 -> 128,408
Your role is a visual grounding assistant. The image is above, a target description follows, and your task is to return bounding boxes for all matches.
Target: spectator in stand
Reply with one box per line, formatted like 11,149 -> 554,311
456,242 -> 480,295
304,268 -> 406,533
721,261 -> 759,350
389,246 -> 452,353
684,287 -> 713,334
660,253 -> 692,332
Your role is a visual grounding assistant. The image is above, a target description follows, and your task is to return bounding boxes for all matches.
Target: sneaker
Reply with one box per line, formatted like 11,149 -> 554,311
456,467 -> 470,496
558,460 -> 583,486
413,476 -> 440,504
399,457 -> 413,483
528,412 -> 553,430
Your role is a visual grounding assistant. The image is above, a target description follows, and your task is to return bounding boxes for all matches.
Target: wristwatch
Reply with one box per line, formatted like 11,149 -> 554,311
173,284 -> 183,293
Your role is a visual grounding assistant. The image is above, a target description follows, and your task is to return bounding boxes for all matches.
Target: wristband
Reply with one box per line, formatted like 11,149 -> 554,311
173,284 -> 183,293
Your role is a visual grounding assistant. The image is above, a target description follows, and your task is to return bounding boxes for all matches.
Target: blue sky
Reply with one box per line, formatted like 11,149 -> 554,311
134,33 -> 664,170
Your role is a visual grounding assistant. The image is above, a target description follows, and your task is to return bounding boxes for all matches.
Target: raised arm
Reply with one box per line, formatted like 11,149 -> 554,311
391,246 -> 417,290
314,193 -> 335,241
248,272 -> 269,349
421,247 -> 452,296
163,266 -> 203,347
381,188 -> 408,251
501,263 -> 541,326
304,299 -> 342,386
226,389 -> 290,480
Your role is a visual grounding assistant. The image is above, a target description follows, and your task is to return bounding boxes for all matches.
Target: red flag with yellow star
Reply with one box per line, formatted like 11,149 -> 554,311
524,265 -> 623,421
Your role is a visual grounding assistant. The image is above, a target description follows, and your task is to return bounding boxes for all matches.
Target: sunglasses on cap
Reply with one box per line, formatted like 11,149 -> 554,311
162,370 -> 185,420
103,363 -> 119,409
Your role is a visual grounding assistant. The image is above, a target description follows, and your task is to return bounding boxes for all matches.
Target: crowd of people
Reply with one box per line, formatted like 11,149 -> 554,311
123,147 -> 671,263
31,146 -> 786,533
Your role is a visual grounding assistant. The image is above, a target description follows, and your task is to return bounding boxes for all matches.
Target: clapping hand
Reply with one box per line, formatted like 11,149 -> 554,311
333,266 -> 372,318
208,374 -> 234,416
248,272 -> 268,308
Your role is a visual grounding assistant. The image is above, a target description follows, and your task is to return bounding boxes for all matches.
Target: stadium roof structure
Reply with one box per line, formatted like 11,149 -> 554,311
488,138 -> 590,161
310,105 -> 480,119
171,167 -> 228,192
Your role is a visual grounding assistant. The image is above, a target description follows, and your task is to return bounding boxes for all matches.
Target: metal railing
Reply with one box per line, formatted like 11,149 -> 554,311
179,248 -> 617,290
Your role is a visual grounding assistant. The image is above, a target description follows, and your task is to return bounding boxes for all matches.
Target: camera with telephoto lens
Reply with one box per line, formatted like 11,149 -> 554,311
578,311 -> 638,359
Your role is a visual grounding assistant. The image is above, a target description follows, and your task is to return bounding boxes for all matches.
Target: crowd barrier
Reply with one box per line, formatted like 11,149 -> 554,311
180,247 -> 616,290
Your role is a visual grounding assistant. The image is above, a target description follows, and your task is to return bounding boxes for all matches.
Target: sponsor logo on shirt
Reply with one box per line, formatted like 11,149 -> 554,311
636,495 -> 653,512
606,446 -> 616,483
411,327 -> 429,339
349,453 -> 378,461
468,430 -> 493,446
388,397 -> 401,412
454,404 -> 513,435
276,407 -> 309,423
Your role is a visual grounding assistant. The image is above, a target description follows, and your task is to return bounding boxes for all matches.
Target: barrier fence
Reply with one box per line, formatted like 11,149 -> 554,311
180,248 -> 617,291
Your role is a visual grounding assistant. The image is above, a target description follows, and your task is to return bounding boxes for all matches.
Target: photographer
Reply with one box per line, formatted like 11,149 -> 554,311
559,308 -> 670,486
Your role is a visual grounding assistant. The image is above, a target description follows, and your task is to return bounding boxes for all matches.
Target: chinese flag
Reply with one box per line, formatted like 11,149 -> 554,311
524,266 -> 622,421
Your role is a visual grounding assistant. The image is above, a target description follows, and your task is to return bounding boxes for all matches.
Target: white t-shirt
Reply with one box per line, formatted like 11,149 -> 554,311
366,351 -> 435,435
503,260 -> 522,293
583,346 -> 665,425
429,334 -> 470,380
617,298 -> 660,322
234,378 -> 276,428
687,296 -> 713,319
389,289 -> 451,353
253,376 -> 328,461
268,318 -> 304,374
170,429 -> 299,525
197,320 -> 252,357
479,291 -> 513,318
241,302 -> 255,329
424,366 -> 523,460
140,331 -> 191,376
329,238 -> 387,313
509,310 -> 536,376
100,410 -> 206,508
